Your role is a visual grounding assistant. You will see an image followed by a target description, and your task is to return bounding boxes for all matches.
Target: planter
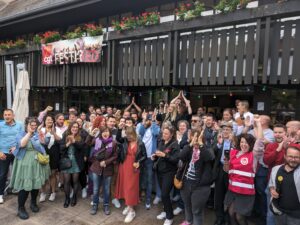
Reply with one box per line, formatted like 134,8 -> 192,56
0,44 -> 40,56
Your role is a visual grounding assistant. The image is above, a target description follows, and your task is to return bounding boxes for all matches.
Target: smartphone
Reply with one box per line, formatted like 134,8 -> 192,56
224,150 -> 230,160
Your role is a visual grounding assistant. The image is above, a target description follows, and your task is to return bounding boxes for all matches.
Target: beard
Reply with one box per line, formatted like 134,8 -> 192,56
275,137 -> 283,143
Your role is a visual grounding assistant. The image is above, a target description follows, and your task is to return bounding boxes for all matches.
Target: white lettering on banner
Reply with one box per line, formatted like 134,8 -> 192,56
228,169 -> 255,177
229,180 -> 254,189
54,49 -> 83,64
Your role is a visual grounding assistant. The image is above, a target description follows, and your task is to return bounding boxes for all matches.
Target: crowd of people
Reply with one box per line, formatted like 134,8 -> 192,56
0,91 -> 299,225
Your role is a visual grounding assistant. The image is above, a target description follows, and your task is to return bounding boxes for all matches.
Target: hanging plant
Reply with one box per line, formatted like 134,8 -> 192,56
175,1 -> 205,21
41,31 -> 61,44
64,26 -> 84,39
33,34 -> 42,45
0,41 -> 14,50
14,39 -> 26,48
112,11 -> 160,31
136,12 -> 160,26
84,24 -> 103,36
215,0 -> 250,13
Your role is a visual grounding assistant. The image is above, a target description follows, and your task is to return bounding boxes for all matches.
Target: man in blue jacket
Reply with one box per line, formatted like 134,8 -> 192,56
136,110 -> 160,209
0,109 -> 23,204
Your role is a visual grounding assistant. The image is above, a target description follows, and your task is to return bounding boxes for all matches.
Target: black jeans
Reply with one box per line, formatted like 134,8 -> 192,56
158,171 -> 176,220
214,168 -> 229,223
181,180 -> 211,225
0,154 -> 14,195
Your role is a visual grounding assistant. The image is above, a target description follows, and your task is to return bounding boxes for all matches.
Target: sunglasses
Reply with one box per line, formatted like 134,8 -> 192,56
191,120 -> 200,123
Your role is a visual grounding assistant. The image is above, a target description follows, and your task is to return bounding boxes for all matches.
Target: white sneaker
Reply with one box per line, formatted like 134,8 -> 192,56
0,195 -> 4,204
157,212 -> 166,220
112,198 -> 121,208
49,192 -> 56,201
153,196 -> 161,205
82,187 -> 87,199
163,219 -> 173,225
173,207 -> 183,216
69,189 -> 74,198
122,206 -> 130,215
39,192 -> 47,203
124,211 -> 136,223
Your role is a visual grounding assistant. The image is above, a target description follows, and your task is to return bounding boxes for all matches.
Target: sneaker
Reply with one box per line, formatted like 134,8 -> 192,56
69,189 -> 74,198
39,193 -> 47,203
124,211 -> 136,223
82,188 -> 87,199
112,198 -> 121,208
145,203 -> 151,210
122,206 -> 130,216
173,207 -> 183,216
90,204 -> 98,215
153,196 -> 161,205
0,195 -> 4,204
49,192 -> 56,202
163,219 -> 173,225
103,205 -> 111,215
157,212 -> 166,220
172,195 -> 180,202
180,221 -> 191,225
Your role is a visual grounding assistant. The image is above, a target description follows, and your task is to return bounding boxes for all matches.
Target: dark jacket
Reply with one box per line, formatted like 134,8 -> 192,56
59,132 -> 86,171
88,138 -> 118,177
154,139 -> 179,174
212,140 -> 234,180
179,144 -> 214,186
116,129 -> 147,165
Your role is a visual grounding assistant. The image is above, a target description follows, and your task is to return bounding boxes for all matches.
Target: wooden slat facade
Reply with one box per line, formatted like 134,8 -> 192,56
0,3 -> 300,88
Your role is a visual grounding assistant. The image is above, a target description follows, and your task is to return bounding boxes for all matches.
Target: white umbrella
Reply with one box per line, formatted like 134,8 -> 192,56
12,70 -> 30,123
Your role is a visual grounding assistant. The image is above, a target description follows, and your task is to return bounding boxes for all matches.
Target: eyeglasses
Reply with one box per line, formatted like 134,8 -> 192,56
286,155 -> 300,160
191,120 -> 200,123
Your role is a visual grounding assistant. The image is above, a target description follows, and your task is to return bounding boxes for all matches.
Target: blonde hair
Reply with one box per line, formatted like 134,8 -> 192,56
164,104 -> 177,123
125,126 -> 138,141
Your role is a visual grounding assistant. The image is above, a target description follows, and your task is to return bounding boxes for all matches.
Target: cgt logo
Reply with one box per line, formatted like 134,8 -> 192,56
43,56 -> 53,64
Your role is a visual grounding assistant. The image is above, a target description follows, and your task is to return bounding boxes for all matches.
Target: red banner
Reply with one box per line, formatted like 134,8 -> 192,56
41,36 -> 103,65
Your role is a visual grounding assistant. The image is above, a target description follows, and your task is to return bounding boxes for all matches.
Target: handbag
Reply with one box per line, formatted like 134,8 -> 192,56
36,152 -> 50,165
59,157 -> 72,170
95,143 -> 107,161
174,162 -> 188,189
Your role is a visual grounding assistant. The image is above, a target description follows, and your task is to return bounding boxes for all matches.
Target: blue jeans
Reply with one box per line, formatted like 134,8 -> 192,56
92,173 -> 111,206
154,172 -> 161,199
265,187 -> 275,225
144,158 -> 153,204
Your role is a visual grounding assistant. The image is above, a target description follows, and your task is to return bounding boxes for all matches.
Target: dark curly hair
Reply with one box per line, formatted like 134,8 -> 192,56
237,133 -> 256,152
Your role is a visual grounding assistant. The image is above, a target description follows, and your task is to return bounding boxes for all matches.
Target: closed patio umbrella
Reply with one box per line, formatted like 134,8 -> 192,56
12,70 -> 30,123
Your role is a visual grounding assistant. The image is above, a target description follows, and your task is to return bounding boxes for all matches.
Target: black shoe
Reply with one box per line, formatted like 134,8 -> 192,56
17,207 -> 29,220
71,195 -> 77,207
103,205 -> 110,215
30,203 -> 40,213
64,197 -> 70,208
90,204 -> 98,215
214,220 -> 224,225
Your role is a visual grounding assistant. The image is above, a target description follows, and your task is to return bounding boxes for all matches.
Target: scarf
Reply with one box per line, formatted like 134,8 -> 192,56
92,137 -> 113,156
14,131 -> 46,160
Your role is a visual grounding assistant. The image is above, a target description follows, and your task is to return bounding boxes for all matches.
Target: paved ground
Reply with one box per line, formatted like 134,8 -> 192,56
0,190 -> 217,225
